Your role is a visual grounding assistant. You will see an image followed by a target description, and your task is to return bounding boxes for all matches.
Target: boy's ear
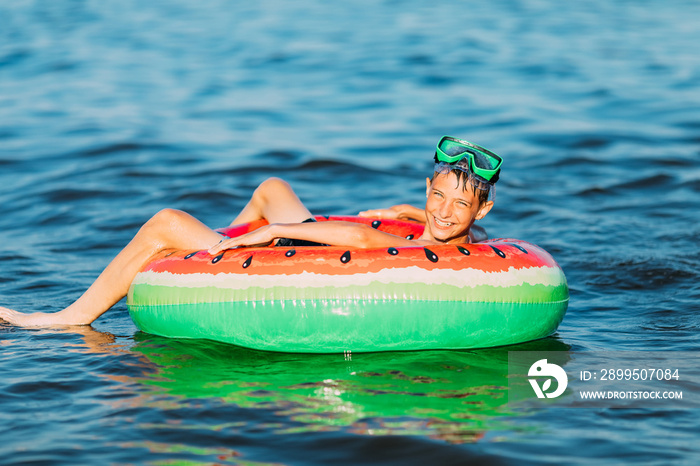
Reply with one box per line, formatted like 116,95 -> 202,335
475,201 -> 494,220
425,177 -> 432,197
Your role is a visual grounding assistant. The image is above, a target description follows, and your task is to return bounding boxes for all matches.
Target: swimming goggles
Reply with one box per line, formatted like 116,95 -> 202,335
434,136 -> 502,184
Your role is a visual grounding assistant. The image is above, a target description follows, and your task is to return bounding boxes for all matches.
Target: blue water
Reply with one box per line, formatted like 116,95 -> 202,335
1,0 -> 699,464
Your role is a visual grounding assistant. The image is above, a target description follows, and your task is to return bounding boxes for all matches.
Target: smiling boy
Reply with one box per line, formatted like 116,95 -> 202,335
0,136 -> 501,327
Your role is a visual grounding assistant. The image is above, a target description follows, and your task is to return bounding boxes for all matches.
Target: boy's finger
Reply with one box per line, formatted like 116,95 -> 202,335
208,242 -> 226,254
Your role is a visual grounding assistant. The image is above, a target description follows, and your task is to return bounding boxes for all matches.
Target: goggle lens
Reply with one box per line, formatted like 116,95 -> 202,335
439,139 -> 473,158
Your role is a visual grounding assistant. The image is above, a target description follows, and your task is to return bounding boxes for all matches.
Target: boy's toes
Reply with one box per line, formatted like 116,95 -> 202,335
0,307 -> 19,324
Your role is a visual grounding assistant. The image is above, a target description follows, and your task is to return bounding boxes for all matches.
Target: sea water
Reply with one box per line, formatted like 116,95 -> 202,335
1,1 -> 699,464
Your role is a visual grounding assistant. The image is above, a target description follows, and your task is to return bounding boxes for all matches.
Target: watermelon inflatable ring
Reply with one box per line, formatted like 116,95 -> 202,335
127,216 -> 568,353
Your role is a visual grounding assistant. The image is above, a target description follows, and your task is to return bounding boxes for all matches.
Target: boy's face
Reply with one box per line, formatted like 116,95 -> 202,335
424,172 -> 493,243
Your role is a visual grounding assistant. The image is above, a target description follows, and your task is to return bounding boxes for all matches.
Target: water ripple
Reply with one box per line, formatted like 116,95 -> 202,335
2,0 -> 700,464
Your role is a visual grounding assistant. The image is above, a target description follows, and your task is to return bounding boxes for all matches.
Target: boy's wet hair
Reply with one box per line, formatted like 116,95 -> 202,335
431,168 -> 492,205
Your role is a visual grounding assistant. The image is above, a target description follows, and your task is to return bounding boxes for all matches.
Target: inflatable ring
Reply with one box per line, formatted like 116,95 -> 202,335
127,216 -> 568,353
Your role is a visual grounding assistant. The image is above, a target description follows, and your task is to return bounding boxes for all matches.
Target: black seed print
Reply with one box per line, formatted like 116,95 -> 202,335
340,251 -> 351,264
212,253 -> 224,264
406,234 -> 414,240
424,247 -> 439,263
285,249 -> 296,257
371,220 -> 382,229
457,246 -> 470,256
490,246 -> 506,258
510,243 -> 528,254
387,247 -> 399,256
185,251 -> 199,260
242,255 -> 253,268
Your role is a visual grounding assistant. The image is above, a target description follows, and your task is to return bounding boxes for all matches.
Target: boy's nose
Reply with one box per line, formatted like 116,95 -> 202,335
439,202 -> 452,218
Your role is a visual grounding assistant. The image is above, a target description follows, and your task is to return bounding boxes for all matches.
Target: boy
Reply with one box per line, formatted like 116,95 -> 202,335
0,136 -> 501,327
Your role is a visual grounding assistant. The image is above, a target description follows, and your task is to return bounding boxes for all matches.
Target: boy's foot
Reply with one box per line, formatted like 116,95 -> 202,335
0,307 -> 65,327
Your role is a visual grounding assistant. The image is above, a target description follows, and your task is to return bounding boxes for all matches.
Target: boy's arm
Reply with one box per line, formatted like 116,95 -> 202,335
209,221 -> 421,254
358,204 -> 427,224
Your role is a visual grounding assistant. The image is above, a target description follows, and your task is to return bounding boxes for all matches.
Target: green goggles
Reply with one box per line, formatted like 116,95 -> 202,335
434,136 -> 502,184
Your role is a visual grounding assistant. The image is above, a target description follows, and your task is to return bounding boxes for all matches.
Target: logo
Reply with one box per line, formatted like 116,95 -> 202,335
528,359 -> 568,399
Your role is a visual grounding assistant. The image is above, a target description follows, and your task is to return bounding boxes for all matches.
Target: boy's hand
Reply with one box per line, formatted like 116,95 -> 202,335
208,225 -> 276,254
358,206 -> 404,220
359,204 -> 426,224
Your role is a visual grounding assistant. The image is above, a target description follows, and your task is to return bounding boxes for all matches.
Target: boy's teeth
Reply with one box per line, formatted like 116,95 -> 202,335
435,218 -> 452,226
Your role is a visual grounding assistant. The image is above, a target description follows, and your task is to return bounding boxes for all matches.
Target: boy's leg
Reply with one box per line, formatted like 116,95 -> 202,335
230,177 -> 313,226
0,209 -> 222,327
